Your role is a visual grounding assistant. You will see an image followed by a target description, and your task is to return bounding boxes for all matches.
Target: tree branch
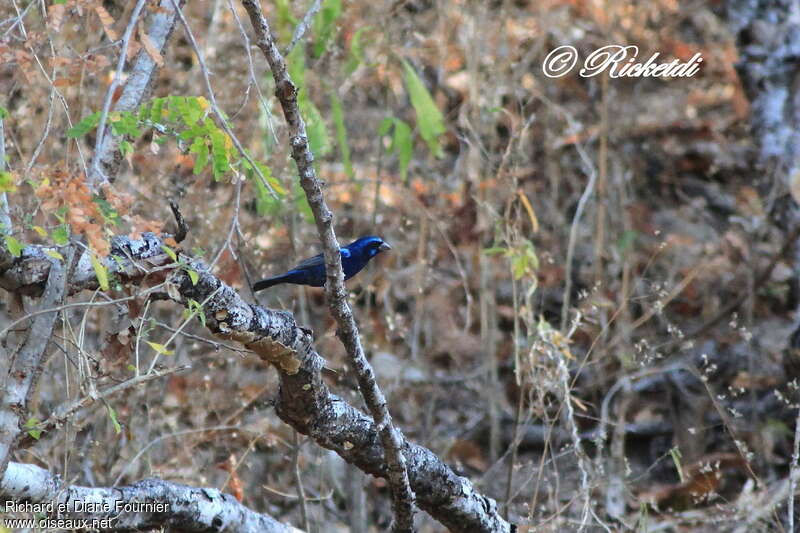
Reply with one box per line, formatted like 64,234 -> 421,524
0,461 -> 298,533
0,235 -> 513,532
0,247 -> 70,479
89,0 -> 183,188
239,2 -> 416,530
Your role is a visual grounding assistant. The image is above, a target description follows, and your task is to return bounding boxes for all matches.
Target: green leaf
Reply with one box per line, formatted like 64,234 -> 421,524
51,224 -> 69,245
23,418 -> 41,440
378,117 -> 394,136
66,111 -> 101,138
0,171 -> 16,193
187,269 -> 199,286
313,0 -> 342,57
4,235 -> 22,257
93,196 -> 120,226
0,106 -> 8,119
209,128 -> 230,180
190,137 -> 209,175
160,245 -> 177,262
146,341 -> 174,355
483,247 -> 507,256
250,168 -> 281,216
45,249 -> 64,261
512,253 -> 528,280
254,161 -> 286,196
345,27 -> 369,75
274,0 -> 298,41
402,60 -> 446,158
150,97 -> 165,123
110,111 -> 141,137
119,140 -> 133,157
330,92 -> 353,179
182,96 -> 205,125
392,119 -> 412,182
288,45 -> 306,88
106,405 -> 122,434
188,298 -> 206,327
90,253 -> 110,291
303,97 -> 330,157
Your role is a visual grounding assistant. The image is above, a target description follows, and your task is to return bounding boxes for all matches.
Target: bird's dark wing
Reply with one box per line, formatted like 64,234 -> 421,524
292,252 -> 325,270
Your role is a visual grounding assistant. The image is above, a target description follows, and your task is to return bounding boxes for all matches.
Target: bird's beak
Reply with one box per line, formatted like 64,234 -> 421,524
379,241 -> 392,252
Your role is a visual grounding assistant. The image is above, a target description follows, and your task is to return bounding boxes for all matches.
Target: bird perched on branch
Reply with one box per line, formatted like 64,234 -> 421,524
253,236 -> 392,291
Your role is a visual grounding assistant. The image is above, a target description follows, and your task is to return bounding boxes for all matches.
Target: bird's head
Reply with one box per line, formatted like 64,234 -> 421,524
350,236 -> 392,259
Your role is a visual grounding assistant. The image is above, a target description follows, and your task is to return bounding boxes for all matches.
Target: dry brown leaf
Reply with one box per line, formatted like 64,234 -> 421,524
138,24 -> 164,67
48,3 -> 66,32
53,76 -> 78,88
94,5 -> 119,42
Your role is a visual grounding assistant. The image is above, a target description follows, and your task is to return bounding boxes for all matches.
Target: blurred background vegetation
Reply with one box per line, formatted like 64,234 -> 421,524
1,0 -> 796,531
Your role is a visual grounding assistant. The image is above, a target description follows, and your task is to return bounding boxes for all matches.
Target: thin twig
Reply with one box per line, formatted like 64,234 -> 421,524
40,365 -> 188,433
240,3 -> 416,530
293,431 -> 311,532
284,0 -> 322,55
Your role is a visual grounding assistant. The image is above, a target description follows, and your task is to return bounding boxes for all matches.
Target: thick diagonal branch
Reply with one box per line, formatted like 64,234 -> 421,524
0,234 -> 512,532
239,1 -> 416,531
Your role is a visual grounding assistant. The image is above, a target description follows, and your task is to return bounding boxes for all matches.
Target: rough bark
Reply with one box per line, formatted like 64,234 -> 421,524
0,234 -> 513,533
0,461 -> 298,533
0,249 -> 69,479
239,1 -> 416,530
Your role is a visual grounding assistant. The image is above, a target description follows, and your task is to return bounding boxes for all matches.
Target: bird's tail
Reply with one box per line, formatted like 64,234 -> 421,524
253,275 -> 289,292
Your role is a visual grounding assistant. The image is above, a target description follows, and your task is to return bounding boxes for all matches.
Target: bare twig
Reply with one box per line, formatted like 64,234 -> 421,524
39,365 -> 188,435
240,2 -> 416,531
285,0 -> 322,55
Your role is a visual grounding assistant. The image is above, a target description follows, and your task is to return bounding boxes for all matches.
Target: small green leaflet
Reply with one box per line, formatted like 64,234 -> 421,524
90,253 -> 110,291
45,249 -> 64,261
146,341 -> 174,355
67,111 -> 102,138
106,405 -> 122,434
402,59 -> 446,158
345,27 -> 370,75
23,418 -> 41,440
4,235 -> 22,257
161,244 -> 177,262
187,269 -> 199,286
391,119 -> 412,182
0,171 -> 16,193
51,224 -> 70,245
313,0 -> 342,57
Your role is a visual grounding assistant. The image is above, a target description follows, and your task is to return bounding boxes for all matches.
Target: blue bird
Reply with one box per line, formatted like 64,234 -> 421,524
253,236 -> 392,291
